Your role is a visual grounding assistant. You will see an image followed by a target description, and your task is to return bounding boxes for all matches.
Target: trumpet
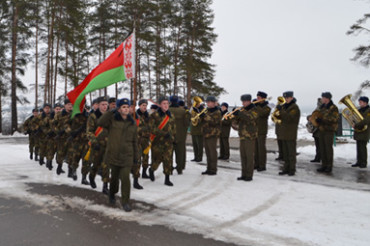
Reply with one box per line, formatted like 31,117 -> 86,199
339,94 -> 367,132
222,97 -> 272,121
271,96 -> 286,124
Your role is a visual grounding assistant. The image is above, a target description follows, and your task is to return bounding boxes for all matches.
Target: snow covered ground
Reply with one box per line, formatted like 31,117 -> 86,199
0,139 -> 369,246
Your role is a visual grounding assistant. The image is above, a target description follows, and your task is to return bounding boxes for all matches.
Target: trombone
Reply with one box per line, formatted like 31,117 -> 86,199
191,96 -> 207,126
222,97 -> 272,121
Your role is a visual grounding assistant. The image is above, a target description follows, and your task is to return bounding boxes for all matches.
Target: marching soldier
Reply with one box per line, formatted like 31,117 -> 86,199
97,98 -> 138,212
169,95 -> 190,174
148,96 -> 176,186
190,98 -> 204,162
200,96 -> 221,175
36,103 -> 52,166
86,96 -> 109,193
254,91 -> 271,171
278,91 -> 300,176
23,109 -> 39,160
231,94 -> 258,181
352,96 -> 370,168
150,104 -> 158,114
108,97 -> 116,110
132,99 -> 150,189
54,99 -> 73,175
219,102 -> 231,160
91,99 -> 99,113
315,92 -> 339,174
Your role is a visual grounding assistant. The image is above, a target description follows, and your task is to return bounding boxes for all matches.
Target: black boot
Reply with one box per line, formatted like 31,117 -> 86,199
89,174 -> 97,189
39,157 -> 45,166
102,182 -> 109,195
164,175 -> 173,186
316,167 -> 326,173
149,168 -> 155,181
30,153 -> 33,160
142,167 -> 149,179
68,166 -> 73,178
122,203 -> 132,212
71,169 -> 77,181
109,193 -> 116,205
133,178 -> 143,190
56,164 -> 62,175
46,160 -> 53,171
81,175 -> 90,185
35,154 -> 39,161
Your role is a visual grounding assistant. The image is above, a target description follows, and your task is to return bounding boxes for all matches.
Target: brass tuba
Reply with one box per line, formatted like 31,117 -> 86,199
339,94 -> 367,132
271,96 -> 286,124
191,96 -> 207,126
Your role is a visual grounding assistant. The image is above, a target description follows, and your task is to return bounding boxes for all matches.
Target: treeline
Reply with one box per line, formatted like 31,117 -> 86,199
0,0 -> 224,134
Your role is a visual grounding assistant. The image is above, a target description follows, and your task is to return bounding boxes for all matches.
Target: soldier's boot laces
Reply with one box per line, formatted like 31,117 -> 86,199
149,168 -> 155,182
81,175 -> 90,185
102,182 -> 109,195
133,178 -> 143,190
67,166 -> 73,178
72,169 -> 77,181
89,174 -> 97,189
164,175 -> 173,187
30,153 -> 33,160
142,167 -> 149,179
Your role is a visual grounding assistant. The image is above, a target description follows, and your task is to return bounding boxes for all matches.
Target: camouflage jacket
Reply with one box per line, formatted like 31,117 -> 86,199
201,106 -> 221,139
190,105 -> 204,135
233,104 -> 258,140
318,100 -> 339,132
169,104 -> 190,142
149,108 -> 176,145
23,116 -> 35,134
220,109 -> 231,138
279,99 -> 300,140
70,110 -> 89,142
35,112 -> 51,139
86,109 -> 108,146
136,109 -> 151,139
54,109 -> 72,139
255,101 -> 271,136
354,105 -> 370,141
42,111 -> 58,139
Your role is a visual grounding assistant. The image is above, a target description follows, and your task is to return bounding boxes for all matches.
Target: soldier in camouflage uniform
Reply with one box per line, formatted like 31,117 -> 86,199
54,99 -> 73,175
35,103 -> 52,166
219,102 -> 231,160
352,96 -> 370,168
23,109 -> 39,160
86,96 -> 109,194
169,96 -> 190,174
231,94 -> 258,181
200,96 -> 221,175
44,103 -> 63,171
315,92 -> 339,174
108,97 -> 116,110
254,91 -> 271,172
278,91 -> 300,176
148,96 -> 176,186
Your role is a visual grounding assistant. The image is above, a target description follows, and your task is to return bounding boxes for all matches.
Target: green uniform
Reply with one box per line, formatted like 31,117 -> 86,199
280,99 -> 300,175
318,101 -> 339,172
190,106 -> 204,161
170,104 -> 190,174
233,104 -> 258,179
220,109 -> 231,159
254,101 -> 271,170
132,109 -> 150,178
86,109 -> 109,182
201,107 -> 221,174
29,115 -> 40,160
54,109 -> 72,167
35,112 -> 51,162
275,122 -> 283,159
354,105 -> 370,167
97,110 -> 138,205
43,112 -> 58,162
149,108 -> 176,175
23,115 -> 37,157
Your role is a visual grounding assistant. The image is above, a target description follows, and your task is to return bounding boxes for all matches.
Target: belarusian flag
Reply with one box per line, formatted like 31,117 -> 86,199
67,32 -> 135,118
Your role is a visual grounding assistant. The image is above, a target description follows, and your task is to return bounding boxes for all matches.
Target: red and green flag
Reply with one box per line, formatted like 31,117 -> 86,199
67,32 -> 135,118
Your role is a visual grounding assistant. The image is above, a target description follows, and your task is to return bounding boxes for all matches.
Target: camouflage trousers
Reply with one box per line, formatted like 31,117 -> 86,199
28,135 -> 38,154
46,138 -> 57,161
132,138 -> 149,178
70,138 -> 91,176
90,145 -> 109,183
56,138 -> 71,166
38,137 -> 48,159
151,142 -> 173,175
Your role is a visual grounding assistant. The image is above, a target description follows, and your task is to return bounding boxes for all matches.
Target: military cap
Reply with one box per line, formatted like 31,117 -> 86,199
151,104 -> 159,110
97,96 -> 108,103
92,99 -> 98,105
85,105 -> 91,110
170,95 -> 179,103
221,102 -> 229,108
283,91 -> 294,98
359,96 -> 369,103
108,97 -> 116,104
257,91 -> 267,98
54,103 -> 63,108
138,99 -> 148,106
178,100 -> 185,107
206,96 -> 217,102
32,108 -> 38,113
158,96 -> 169,104
43,103 -> 52,108
64,98 -> 71,105
321,92 -> 332,99
116,98 -> 131,108
39,108 -> 43,112
240,94 -> 252,101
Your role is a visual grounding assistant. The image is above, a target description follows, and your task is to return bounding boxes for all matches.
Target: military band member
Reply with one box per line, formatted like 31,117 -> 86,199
98,98 -> 138,212
278,91 -> 300,176
308,98 -> 322,163
108,97 -> 116,110
148,96 -> 176,186
200,96 -> 221,175
275,122 -> 283,161
316,92 -> 339,174
191,99 -> 204,162
231,94 -> 258,181
254,91 -> 271,171
352,96 -> 370,168
23,109 -> 39,160
219,102 -> 231,160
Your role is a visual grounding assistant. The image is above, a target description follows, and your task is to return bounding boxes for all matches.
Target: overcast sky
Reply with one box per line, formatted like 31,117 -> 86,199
211,0 -> 369,112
